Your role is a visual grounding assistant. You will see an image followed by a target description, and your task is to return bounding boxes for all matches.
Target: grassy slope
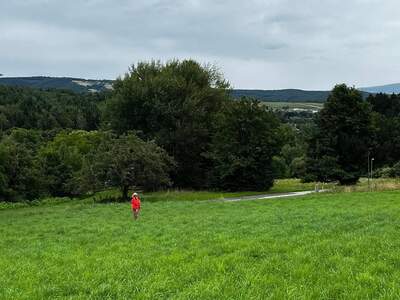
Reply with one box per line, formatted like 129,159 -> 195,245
142,180 -> 318,202
263,102 -> 323,110
0,179 -> 317,209
1,190 -> 400,299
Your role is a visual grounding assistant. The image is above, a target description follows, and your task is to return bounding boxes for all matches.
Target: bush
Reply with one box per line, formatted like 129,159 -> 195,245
375,167 -> 394,178
392,162 -> 400,177
272,156 -> 289,179
80,132 -> 175,199
290,157 -> 306,178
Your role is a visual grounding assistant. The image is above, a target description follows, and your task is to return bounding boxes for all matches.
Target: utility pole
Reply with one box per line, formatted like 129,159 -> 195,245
371,158 -> 375,190
367,151 -> 370,190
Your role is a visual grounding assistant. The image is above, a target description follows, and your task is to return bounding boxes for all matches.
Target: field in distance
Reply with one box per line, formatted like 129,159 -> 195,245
263,101 -> 323,111
1,182 -> 400,299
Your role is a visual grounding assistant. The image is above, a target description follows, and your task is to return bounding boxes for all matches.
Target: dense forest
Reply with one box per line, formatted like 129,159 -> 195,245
0,86 -> 107,130
0,77 -> 113,93
1,59 -> 400,202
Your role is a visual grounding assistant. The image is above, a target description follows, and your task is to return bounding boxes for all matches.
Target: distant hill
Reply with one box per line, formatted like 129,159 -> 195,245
0,76 -> 113,93
359,83 -> 400,94
231,89 -> 330,103
0,76 -> 377,102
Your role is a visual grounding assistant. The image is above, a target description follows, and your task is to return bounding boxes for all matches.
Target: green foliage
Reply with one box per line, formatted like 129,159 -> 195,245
80,132 -> 175,199
272,124 -> 308,178
392,162 -> 400,177
374,166 -> 394,178
105,60 -> 230,188
38,130 -> 104,196
376,162 -> 400,178
0,85 -> 104,131
0,60 -> 293,198
0,129 -> 43,201
271,155 -> 289,179
290,156 -> 307,178
305,84 -> 375,184
368,93 -> 400,117
210,98 -> 281,191
0,129 -> 175,201
368,94 -> 400,167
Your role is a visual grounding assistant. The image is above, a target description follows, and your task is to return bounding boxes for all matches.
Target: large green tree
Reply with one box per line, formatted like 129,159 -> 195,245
80,132 -> 174,199
105,60 -> 230,188
210,98 -> 282,191
367,93 -> 400,168
304,84 -> 374,184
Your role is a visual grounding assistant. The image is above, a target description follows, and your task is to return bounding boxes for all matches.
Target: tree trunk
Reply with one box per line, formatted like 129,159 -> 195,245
122,185 -> 129,201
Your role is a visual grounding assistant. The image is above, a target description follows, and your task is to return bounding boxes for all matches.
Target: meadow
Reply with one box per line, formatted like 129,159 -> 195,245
262,101 -> 323,111
2,185 -> 400,299
0,179 -> 318,209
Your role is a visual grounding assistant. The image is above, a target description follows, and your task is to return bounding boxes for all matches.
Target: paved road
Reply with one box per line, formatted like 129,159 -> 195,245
221,190 -> 315,202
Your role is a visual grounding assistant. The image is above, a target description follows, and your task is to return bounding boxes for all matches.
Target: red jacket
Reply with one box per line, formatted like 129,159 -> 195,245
131,196 -> 141,209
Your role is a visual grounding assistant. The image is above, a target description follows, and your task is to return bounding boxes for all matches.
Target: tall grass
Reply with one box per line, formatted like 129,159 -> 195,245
332,178 -> 400,193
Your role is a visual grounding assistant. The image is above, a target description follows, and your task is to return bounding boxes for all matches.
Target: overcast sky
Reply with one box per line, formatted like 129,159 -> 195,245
1,0 -> 399,90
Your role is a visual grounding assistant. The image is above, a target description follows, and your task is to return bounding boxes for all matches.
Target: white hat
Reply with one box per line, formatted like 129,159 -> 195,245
133,192 -> 138,196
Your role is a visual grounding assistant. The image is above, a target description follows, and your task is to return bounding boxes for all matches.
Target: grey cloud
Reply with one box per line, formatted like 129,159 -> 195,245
1,0 -> 400,89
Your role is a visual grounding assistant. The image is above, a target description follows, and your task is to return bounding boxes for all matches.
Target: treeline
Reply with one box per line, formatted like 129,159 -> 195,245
0,129 -> 173,201
2,59 -> 400,202
0,86 -> 106,131
304,85 -> 400,184
0,60 -> 293,201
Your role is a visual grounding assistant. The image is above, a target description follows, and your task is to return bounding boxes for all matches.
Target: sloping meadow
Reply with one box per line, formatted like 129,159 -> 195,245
1,191 -> 400,299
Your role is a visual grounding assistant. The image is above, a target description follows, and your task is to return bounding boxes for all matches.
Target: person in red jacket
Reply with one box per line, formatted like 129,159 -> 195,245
131,192 -> 141,220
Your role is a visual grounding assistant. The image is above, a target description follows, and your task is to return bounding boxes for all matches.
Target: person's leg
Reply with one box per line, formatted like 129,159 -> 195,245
134,209 -> 139,220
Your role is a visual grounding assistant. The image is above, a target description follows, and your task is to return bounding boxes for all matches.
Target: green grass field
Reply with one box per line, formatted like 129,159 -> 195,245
141,180 -> 319,202
262,102 -> 323,110
0,179 -> 318,209
2,188 -> 400,299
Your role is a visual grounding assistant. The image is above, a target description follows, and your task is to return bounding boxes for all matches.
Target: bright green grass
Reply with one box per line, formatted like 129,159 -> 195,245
141,190 -> 270,202
142,179 -> 318,202
2,191 -> 400,299
0,179 -> 316,209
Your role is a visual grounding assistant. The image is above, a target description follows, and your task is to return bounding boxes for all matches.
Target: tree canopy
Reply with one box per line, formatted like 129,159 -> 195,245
210,98 -> 282,191
105,60 -> 231,188
0,86 -> 105,131
6,60 -> 400,201
304,84 -> 374,184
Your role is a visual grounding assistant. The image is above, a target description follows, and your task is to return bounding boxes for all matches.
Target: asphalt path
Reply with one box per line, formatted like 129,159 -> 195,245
220,190 -> 316,202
